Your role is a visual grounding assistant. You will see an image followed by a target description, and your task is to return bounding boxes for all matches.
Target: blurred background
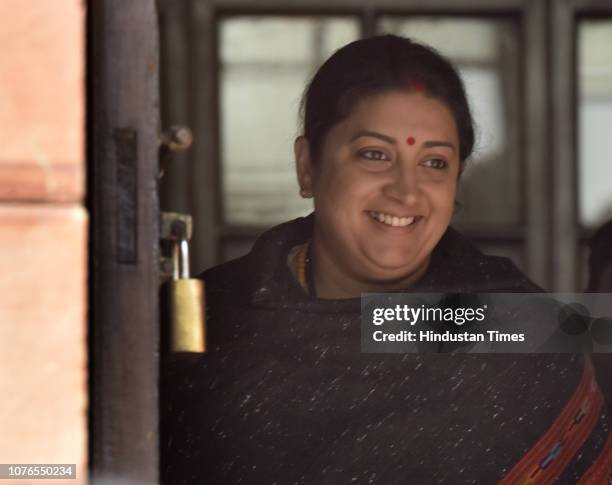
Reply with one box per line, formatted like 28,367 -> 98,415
158,2 -> 612,292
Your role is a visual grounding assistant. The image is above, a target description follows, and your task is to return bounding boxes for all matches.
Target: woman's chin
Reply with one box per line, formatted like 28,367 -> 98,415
362,252 -> 428,283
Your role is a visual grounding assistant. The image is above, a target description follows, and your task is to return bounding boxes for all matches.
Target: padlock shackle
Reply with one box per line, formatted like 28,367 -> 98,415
179,239 -> 190,279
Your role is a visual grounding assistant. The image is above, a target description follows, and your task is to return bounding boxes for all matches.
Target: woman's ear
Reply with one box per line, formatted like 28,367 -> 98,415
295,136 -> 314,198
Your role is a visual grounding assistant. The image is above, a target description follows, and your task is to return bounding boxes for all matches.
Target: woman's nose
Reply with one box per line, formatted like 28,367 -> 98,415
383,162 -> 422,206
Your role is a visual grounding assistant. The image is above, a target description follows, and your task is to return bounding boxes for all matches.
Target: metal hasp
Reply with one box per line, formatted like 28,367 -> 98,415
160,212 -> 206,353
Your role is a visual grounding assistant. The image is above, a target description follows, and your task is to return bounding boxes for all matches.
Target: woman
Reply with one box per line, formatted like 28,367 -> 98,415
162,35 -> 610,484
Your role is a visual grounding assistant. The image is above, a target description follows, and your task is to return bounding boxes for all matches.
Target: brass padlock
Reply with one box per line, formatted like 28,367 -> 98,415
167,234 -> 206,353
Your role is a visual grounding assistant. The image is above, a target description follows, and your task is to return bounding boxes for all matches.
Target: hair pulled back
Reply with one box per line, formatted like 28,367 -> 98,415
300,34 -> 475,163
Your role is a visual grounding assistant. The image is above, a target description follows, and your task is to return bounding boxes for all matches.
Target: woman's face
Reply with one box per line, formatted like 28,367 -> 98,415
296,89 -> 461,288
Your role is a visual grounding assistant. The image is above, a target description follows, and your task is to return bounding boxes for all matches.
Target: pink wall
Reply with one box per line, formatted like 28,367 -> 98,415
0,1 -> 87,483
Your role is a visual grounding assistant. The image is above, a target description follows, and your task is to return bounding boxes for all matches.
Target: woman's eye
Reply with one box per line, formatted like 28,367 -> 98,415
359,149 -> 390,161
421,158 -> 448,170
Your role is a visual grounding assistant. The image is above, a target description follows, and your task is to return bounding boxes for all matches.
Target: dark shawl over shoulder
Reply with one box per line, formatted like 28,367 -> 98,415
161,215 -> 609,485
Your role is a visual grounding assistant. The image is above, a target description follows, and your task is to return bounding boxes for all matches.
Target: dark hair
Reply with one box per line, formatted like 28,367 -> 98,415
300,34 -> 475,162
587,219 -> 612,292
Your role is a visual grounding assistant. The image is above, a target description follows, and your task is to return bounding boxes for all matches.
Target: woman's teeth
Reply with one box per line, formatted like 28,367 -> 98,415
368,211 -> 417,227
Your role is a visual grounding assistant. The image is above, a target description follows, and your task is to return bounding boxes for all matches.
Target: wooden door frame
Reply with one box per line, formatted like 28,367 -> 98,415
551,0 -> 612,291
88,0 -> 160,482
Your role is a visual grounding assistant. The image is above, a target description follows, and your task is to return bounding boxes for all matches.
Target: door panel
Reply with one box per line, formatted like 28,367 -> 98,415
89,1 -> 160,481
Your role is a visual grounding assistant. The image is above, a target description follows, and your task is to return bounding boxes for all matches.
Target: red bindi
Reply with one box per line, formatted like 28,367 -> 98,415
406,136 -> 416,146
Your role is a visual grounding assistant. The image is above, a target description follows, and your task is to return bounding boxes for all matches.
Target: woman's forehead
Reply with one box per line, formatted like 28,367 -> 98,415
338,90 -> 459,141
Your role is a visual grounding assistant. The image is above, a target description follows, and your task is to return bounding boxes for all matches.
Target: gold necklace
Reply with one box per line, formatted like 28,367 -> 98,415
295,241 -> 310,292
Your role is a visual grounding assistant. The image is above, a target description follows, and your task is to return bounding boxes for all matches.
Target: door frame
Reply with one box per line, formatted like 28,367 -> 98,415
88,1 -> 160,482
551,0 -> 612,291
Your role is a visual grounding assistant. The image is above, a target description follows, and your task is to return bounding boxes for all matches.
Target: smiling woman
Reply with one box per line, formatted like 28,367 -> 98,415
295,90 -> 461,297
162,35 -> 610,484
